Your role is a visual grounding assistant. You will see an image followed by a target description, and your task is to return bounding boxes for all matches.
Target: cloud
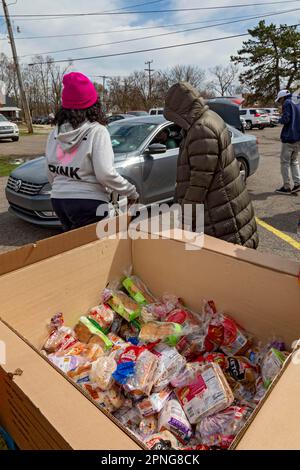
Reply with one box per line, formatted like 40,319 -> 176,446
1,0 -> 298,78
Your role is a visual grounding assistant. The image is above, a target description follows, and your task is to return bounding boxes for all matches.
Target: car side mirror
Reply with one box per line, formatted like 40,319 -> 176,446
144,143 -> 167,155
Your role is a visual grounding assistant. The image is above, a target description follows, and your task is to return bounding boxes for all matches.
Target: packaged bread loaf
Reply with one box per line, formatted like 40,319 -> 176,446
175,363 -> 234,424
107,290 -> 141,322
122,276 -> 157,305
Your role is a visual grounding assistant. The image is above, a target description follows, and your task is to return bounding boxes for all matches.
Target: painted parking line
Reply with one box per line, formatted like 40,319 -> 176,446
256,217 -> 300,251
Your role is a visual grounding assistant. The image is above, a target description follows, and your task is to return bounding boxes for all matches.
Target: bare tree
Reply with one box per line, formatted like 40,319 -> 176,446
209,64 -> 239,96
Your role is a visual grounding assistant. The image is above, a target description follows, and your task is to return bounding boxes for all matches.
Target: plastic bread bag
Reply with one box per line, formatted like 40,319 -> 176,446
261,347 -> 289,389
139,321 -> 183,346
158,399 -> 193,444
252,377 -> 267,405
196,352 -> 259,389
122,276 -> 157,305
48,354 -> 83,374
124,349 -> 159,397
195,405 -> 251,449
81,343 -> 106,362
139,415 -> 158,437
68,363 -> 92,385
175,363 -> 234,424
82,383 -> 125,413
88,304 -> 115,332
47,312 -> 64,331
140,295 -> 180,323
119,321 -> 141,343
171,362 -> 203,388
202,300 -> 252,355
106,290 -> 141,322
176,330 -> 206,359
136,387 -> 172,417
152,344 -> 186,392
144,430 -> 179,450
90,356 -> 117,390
165,306 -> 202,334
74,316 -> 113,351
43,326 -> 77,354
114,405 -> 141,429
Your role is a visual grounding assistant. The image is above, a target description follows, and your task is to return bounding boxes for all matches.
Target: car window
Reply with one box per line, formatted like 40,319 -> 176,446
239,110 -> 246,115
0,114 -> 8,122
150,124 -> 182,150
256,109 -> 267,114
108,122 -> 157,153
250,110 -> 256,115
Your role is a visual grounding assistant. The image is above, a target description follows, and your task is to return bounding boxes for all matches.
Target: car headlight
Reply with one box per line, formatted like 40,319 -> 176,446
40,183 -> 51,195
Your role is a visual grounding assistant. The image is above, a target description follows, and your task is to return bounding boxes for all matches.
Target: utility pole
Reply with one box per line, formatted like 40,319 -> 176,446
2,0 -> 33,133
92,74 -> 109,111
144,60 -> 154,102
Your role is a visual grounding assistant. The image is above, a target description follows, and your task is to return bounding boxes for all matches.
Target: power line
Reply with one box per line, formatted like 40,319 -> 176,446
6,13 -> 282,40
110,0 -> 166,12
7,1 -> 300,18
28,22 -> 300,66
19,8 -> 300,58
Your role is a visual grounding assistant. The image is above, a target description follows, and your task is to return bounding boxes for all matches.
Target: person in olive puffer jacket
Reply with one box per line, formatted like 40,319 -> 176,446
163,82 -> 258,249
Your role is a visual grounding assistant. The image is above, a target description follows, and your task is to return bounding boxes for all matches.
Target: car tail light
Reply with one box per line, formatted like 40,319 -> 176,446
255,113 -> 261,117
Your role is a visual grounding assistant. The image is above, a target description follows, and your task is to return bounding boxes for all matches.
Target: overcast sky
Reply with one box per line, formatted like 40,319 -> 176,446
0,0 -> 299,80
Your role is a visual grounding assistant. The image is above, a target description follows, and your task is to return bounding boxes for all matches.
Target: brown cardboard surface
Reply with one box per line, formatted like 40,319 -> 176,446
132,236 -> 300,345
0,231 -> 300,449
0,321 -> 141,450
0,237 -> 132,348
237,357 -> 300,450
0,215 -> 128,277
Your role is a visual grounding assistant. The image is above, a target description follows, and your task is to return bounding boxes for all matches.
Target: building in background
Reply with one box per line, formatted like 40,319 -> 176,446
0,96 -> 22,121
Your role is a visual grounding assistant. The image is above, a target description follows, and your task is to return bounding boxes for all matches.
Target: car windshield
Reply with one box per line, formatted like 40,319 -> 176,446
0,114 -> 8,122
108,122 -> 157,153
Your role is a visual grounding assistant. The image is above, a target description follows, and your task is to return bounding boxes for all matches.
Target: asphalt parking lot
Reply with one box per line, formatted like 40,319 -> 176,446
0,126 -> 299,261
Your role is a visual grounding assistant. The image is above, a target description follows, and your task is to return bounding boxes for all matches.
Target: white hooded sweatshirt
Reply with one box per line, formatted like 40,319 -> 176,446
46,121 -> 138,201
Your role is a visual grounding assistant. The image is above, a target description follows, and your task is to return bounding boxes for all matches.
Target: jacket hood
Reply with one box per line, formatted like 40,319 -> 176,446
163,81 -> 209,130
55,121 -> 99,151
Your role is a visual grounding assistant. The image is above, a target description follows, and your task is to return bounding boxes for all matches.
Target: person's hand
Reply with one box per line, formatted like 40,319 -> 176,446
128,197 -> 139,207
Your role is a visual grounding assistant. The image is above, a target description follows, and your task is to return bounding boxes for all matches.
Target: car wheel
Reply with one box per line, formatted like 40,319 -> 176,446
12,137 -> 19,142
246,121 -> 252,130
237,158 -> 248,182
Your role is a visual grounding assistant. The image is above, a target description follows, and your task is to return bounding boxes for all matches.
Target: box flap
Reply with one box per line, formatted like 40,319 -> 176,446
132,236 -> 300,345
0,321 -> 141,450
0,215 -> 128,277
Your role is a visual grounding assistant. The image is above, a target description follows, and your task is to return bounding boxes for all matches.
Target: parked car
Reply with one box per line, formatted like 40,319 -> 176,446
263,108 -> 280,127
207,99 -> 245,133
0,113 -> 19,141
6,116 -> 260,228
106,114 -> 135,124
127,111 -> 148,116
149,108 -> 164,115
239,108 -> 270,129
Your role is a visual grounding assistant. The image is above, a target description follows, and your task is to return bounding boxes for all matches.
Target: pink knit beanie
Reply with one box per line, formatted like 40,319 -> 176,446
62,72 -> 98,109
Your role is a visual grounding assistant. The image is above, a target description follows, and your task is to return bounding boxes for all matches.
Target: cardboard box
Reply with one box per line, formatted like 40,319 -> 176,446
0,229 -> 299,450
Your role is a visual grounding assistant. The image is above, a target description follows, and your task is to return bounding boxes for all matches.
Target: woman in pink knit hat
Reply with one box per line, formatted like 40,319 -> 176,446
46,72 -> 138,231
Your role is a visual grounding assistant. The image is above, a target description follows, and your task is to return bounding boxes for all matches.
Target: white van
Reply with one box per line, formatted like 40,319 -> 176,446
149,108 -> 164,116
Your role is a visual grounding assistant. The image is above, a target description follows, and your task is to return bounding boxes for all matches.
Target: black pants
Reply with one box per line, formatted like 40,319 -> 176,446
51,198 -> 109,231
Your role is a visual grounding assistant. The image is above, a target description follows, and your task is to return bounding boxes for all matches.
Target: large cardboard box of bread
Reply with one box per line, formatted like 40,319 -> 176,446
0,228 -> 299,450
